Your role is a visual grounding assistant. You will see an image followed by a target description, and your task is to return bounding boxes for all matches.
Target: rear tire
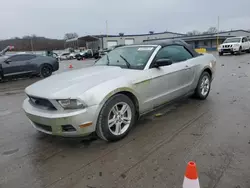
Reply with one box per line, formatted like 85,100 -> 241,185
194,72 -> 211,100
40,64 -> 52,78
96,94 -> 136,142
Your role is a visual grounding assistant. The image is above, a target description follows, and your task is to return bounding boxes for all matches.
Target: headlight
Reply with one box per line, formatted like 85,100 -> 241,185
234,44 -> 240,47
57,99 -> 85,109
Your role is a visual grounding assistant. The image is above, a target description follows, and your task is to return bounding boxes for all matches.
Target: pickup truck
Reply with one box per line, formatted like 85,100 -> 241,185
75,49 -> 99,60
218,36 -> 250,56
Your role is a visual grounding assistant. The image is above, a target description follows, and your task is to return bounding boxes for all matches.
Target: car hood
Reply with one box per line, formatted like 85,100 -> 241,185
25,66 -> 133,99
222,43 -> 239,46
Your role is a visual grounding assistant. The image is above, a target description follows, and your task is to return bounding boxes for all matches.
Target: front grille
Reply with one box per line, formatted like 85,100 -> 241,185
33,122 -> 52,132
223,45 -> 232,48
29,96 -> 56,110
222,49 -> 231,52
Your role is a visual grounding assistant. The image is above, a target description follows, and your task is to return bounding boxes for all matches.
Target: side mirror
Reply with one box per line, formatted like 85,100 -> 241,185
4,59 -> 11,64
154,58 -> 172,68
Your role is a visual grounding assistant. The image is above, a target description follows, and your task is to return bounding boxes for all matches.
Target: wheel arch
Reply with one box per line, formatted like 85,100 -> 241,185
99,88 -> 140,116
203,67 -> 212,77
40,63 -> 53,70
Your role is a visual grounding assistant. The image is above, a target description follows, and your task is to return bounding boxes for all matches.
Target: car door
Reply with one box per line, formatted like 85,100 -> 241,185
241,38 -> 245,50
2,55 -> 24,76
2,55 -> 35,76
243,37 -> 249,50
143,45 -> 194,109
22,54 -> 37,71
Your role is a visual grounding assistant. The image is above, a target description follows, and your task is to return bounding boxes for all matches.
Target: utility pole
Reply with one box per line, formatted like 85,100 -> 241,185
30,37 -> 34,52
216,16 -> 220,50
106,20 -> 108,48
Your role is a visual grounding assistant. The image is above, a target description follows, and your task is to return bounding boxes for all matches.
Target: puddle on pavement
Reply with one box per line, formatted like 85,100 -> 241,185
81,136 -> 98,147
2,148 -> 19,156
0,109 -> 12,116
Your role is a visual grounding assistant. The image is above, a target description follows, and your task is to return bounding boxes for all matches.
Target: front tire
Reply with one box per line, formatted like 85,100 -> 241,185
194,72 -> 211,100
40,64 -> 52,78
237,47 -> 242,55
96,94 -> 136,142
219,52 -> 223,56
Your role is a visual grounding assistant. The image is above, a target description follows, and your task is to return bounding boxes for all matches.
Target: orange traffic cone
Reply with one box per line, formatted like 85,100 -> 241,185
69,64 -> 73,69
183,161 -> 200,188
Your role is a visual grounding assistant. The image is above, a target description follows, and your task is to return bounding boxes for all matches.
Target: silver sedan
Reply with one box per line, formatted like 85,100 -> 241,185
23,39 -> 216,141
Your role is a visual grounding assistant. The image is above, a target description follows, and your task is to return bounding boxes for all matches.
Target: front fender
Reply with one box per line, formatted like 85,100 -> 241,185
78,79 -> 140,107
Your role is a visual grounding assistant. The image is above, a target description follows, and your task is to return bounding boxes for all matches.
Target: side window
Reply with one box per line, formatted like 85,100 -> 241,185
18,55 -> 36,61
9,55 -> 21,62
23,55 -> 36,60
242,38 -> 246,43
9,55 -> 36,61
154,45 -> 193,63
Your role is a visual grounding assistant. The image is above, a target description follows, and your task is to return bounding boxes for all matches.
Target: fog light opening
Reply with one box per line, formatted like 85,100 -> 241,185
62,125 -> 76,132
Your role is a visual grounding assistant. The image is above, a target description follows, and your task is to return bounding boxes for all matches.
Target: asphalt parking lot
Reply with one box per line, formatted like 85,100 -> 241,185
0,53 -> 250,188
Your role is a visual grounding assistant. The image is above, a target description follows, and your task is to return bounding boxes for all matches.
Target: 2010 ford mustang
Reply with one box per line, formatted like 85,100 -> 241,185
23,39 -> 216,142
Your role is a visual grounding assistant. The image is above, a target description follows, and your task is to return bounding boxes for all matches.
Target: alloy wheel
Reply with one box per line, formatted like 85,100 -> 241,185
200,75 -> 210,96
108,102 -> 132,136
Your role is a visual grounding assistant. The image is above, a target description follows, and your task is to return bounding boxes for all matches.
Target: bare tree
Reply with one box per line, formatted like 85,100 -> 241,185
0,36 -> 64,51
203,27 -> 218,34
186,30 -> 200,36
64,33 -> 78,40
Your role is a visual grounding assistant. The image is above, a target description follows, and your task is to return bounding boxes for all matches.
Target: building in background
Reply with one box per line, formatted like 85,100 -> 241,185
65,31 -> 184,50
65,30 -> 250,51
144,30 -> 250,51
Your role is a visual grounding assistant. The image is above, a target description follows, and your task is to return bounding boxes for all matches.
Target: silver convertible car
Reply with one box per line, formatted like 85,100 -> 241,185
23,40 -> 216,141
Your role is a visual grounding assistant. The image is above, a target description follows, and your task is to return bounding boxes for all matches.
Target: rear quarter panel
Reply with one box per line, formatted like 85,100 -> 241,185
189,53 -> 216,90
32,56 -> 58,72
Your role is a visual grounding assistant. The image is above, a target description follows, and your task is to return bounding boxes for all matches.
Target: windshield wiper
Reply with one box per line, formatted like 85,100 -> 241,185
119,55 -> 131,68
106,54 -> 110,66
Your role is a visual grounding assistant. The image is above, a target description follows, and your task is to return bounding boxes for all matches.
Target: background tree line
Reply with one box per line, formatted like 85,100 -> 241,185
186,27 -> 220,36
0,32 -> 79,51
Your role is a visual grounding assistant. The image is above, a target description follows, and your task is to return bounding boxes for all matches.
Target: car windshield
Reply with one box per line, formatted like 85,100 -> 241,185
224,38 -> 241,43
95,46 -> 156,70
80,50 -> 88,54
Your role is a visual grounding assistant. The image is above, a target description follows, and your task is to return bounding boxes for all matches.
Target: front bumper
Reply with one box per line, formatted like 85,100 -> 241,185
218,47 -> 240,53
23,98 -> 99,137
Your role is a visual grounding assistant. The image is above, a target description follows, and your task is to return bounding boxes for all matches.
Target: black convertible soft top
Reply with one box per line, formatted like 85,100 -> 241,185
142,39 -> 200,57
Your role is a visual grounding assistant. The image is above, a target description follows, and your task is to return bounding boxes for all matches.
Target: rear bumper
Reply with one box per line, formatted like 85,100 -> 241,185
53,61 -> 59,71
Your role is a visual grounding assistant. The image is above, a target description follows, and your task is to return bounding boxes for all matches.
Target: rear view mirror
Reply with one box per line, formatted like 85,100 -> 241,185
154,58 -> 173,68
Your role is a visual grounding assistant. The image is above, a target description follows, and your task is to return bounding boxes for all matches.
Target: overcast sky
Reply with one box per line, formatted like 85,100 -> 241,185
1,0 -> 250,39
